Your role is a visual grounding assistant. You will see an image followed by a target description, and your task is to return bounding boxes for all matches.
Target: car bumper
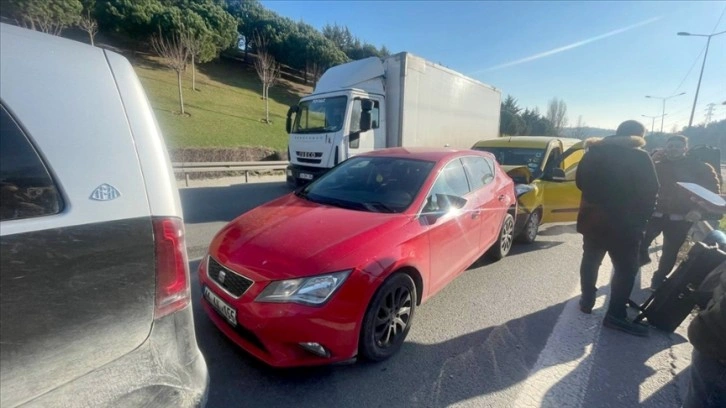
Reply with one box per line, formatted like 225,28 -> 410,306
286,164 -> 329,188
199,265 -> 369,368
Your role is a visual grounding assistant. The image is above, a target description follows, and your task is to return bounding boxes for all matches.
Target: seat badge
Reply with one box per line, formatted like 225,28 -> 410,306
219,270 -> 226,284
90,184 -> 121,201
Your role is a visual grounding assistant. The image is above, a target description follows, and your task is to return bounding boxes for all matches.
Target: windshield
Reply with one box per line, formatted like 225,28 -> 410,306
297,156 -> 435,213
292,96 -> 347,134
473,147 -> 546,174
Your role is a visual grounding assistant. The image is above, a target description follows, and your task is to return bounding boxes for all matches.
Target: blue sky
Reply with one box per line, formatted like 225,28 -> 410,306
262,1 -> 726,131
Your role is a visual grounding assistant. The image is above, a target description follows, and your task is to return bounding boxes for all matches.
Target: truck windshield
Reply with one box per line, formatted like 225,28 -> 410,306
292,96 -> 347,134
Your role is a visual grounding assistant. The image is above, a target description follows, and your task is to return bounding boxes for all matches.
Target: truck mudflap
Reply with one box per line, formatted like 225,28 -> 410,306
286,164 -> 330,188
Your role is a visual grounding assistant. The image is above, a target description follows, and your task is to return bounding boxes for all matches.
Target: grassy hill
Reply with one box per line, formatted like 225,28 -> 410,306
131,53 -> 312,153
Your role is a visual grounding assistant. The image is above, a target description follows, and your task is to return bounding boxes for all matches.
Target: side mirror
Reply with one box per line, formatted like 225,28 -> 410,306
423,194 -> 467,223
361,99 -> 373,111
286,106 -> 299,134
360,110 -> 372,132
551,168 -> 566,181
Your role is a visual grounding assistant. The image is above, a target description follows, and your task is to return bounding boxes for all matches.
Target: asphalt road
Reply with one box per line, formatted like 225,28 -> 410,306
180,180 -> 690,408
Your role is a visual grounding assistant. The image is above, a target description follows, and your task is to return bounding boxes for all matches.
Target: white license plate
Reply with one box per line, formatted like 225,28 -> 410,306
204,286 -> 237,327
299,173 -> 314,180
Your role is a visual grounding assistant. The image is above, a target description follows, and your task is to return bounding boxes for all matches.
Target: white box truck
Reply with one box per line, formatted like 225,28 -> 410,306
284,52 -> 501,187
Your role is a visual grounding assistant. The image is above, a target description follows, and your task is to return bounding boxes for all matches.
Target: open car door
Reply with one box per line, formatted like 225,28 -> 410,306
540,141 -> 585,223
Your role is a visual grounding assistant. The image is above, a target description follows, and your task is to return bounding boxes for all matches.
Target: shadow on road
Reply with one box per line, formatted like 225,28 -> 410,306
180,181 -> 290,224
538,223 -> 578,237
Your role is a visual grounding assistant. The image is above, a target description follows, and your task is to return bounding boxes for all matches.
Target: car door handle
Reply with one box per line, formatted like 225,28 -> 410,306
472,210 -> 481,219
498,195 -> 506,202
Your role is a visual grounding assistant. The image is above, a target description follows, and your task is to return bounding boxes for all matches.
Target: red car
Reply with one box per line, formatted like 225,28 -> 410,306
199,148 -> 516,367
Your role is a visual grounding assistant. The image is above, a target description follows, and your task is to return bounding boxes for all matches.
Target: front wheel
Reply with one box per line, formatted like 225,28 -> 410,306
517,210 -> 540,244
489,213 -> 515,260
359,273 -> 417,362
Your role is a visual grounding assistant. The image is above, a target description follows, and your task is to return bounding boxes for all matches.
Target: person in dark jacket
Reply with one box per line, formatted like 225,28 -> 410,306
684,194 -> 726,408
640,135 -> 721,290
575,120 -> 659,337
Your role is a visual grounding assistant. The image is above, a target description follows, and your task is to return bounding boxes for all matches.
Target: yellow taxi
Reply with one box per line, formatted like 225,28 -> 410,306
472,136 -> 586,243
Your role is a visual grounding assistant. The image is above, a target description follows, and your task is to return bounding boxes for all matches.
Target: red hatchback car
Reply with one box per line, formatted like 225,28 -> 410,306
199,148 -> 516,367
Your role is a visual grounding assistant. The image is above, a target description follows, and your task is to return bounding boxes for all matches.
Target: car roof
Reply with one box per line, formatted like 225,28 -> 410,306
473,136 -> 583,149
360,147 -> 490,162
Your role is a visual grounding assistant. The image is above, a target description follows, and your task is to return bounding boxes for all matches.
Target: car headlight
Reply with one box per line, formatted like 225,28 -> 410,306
514,184 -> 535,197
255,270 -> 351,306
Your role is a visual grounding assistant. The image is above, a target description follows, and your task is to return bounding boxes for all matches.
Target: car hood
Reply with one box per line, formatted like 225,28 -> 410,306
209,193 -> 410,281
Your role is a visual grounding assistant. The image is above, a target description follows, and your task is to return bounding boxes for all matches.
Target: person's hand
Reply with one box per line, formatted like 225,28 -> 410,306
685,210 -> 702,222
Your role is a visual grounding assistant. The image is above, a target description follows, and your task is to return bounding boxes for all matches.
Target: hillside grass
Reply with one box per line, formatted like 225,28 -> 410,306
131,54 -> 312,152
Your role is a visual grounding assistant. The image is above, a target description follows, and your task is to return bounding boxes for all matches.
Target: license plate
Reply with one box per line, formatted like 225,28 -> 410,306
299,173 -> 313,180
204,286 -> 237,327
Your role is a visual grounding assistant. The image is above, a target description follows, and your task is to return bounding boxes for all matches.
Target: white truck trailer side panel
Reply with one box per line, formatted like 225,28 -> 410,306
399,54 -> 500,149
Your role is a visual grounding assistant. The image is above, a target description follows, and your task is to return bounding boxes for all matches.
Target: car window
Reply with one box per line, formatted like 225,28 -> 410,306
462,156 -> 495,191
0,105 -> 63,221
423,159 -> 470,212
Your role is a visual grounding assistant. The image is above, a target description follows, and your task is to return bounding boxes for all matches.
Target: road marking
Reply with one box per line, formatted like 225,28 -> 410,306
512,266 -> 611,408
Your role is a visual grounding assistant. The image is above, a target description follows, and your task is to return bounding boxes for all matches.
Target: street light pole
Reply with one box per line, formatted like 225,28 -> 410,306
641,114 -> 666,134
645,93 -> 685,133
678,30 -> 726,128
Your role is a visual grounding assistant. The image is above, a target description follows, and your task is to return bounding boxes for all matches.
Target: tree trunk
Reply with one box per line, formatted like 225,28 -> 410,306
192,53 -> 197,91
244,41 -> 249,61
265,85 -> 270,124
177,70 -> 184,115
88,31 -> 94,46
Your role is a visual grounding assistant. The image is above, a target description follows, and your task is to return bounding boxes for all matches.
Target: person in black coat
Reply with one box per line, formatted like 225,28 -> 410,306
575,120 -> 659,337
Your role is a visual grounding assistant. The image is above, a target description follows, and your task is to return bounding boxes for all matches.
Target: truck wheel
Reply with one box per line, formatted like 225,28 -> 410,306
517,210 -> 540,244
359,273 -> 416,362
489,213 -> 514,260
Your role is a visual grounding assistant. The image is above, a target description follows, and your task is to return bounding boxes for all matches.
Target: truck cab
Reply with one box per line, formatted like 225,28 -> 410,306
285,57 -> 388,187
286,89 -> 384,186
472,136 -> 585,243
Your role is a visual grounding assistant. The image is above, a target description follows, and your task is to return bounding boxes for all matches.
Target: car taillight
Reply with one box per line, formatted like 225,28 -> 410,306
153,217 -> 190,319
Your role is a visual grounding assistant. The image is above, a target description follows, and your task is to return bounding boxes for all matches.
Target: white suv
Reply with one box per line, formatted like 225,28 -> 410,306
0,24 -> 208,407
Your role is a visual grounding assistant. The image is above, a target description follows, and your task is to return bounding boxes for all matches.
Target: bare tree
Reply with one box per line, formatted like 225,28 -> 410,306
151,32 -> 190,115
253,33 -> 281,124
547,98 -> 569,136
572,115 -> 587,139
78,11 -> 98,46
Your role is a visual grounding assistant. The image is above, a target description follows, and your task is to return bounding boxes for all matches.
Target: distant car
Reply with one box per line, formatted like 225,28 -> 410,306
472,136 -> 585,243
0,24 -> 208,407
199,148 -> 516,367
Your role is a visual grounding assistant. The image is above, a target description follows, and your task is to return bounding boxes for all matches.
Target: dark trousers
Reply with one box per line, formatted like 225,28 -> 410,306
642,217 -> 692,285
684,349 -> 726,408
580,234 -> 641,319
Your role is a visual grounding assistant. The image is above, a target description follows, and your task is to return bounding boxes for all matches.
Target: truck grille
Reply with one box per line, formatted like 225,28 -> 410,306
296,151 -> 323,164
207,257 -> 253,297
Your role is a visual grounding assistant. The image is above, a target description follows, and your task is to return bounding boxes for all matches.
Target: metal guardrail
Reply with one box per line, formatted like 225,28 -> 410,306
172,161 -> 289,186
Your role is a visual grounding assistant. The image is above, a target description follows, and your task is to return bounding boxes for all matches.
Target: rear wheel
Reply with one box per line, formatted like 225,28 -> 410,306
517,210 -> 540,244
489,213 -> 515,260
359,273 -> 417,362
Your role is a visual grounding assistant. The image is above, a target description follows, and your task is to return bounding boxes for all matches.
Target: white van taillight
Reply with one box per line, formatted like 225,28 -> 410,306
153,217 -> 190,319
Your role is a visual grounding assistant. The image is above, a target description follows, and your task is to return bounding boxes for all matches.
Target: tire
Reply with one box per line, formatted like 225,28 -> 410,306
517,210 -> 540,244
359,273 -> 417,362
489,213 -> 515,260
